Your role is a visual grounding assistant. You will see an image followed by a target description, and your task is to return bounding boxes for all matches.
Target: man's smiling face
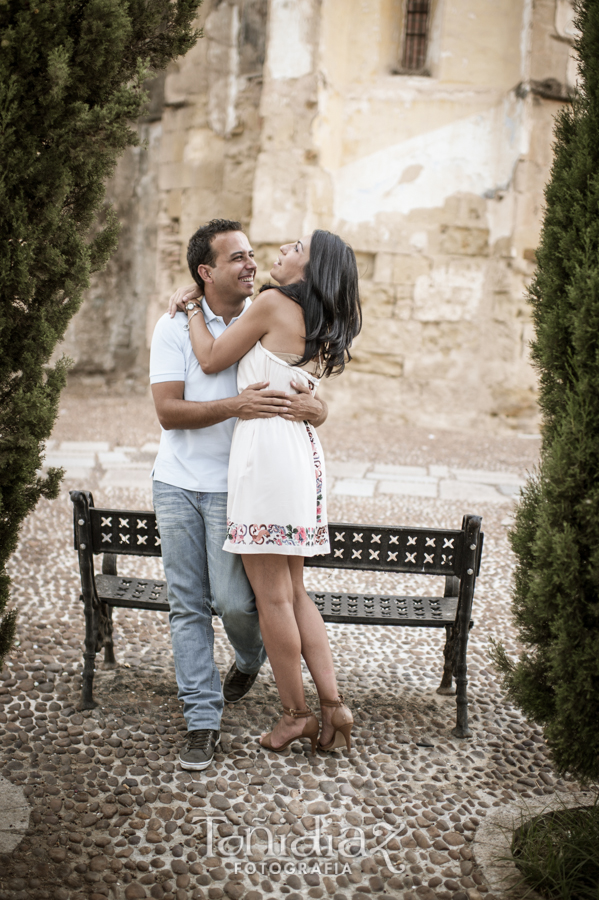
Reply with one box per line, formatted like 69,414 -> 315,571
200,230 -> 257,303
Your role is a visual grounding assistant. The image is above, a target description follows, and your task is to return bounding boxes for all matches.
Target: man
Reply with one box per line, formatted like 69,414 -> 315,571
150,218 -> 327,771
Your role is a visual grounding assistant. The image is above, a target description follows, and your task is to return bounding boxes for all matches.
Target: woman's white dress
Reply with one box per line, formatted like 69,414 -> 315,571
223,341 -> 330,557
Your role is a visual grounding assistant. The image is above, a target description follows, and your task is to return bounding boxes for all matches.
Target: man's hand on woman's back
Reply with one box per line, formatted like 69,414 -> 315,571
234,382 -> 292,419
279,380 -> 328,427
236,381 -> 328,425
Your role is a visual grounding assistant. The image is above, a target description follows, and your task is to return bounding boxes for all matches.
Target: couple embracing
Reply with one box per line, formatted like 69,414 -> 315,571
150,219 -> 361,770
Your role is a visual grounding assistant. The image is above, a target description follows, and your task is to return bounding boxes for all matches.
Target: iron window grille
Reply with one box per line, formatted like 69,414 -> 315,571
400,0 -> 431,73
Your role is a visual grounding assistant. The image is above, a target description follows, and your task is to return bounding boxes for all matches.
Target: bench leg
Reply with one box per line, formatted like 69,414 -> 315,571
437,624 -> 457,695
101,553 -> 117,666
452,659 -> 471,738
449,515 -> 480,739
451,622 -> 473,739
101,603 -> 116,666
81,593 -> 98,710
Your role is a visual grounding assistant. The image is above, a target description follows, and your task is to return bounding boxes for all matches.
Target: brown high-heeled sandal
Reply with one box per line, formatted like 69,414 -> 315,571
318,695 -> 354,751
260,706 -> 319,754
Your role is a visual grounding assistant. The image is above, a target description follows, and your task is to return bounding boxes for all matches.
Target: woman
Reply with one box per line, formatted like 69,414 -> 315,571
173,230 -> 361,754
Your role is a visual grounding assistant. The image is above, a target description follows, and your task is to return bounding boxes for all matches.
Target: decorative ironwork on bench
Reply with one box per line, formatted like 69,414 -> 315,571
306,524 -> 464,575
87,508 -> 162,557
80,509 -> 473,577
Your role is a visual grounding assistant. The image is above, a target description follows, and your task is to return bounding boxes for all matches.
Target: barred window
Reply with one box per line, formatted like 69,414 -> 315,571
401,0 -> 431,72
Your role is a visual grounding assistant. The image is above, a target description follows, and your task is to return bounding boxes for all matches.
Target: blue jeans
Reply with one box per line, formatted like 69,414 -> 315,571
153,481 -> 266,731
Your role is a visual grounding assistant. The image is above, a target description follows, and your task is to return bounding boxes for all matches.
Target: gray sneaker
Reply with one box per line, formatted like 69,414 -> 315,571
223,663 -> 259,703
179,729 -> 220,771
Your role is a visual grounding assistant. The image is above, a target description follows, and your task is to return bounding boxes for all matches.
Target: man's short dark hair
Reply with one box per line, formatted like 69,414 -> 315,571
187,219 -> 243,291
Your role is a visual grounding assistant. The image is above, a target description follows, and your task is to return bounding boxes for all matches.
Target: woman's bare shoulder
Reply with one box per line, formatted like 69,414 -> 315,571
253,288 -> 301,317
254,287 -> 286,305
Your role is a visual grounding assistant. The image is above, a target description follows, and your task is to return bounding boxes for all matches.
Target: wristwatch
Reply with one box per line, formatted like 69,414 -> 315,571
186,301 -> 199,312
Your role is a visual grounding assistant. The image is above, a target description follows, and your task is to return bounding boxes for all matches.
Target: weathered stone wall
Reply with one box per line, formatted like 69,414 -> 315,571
61,0 -> 268,384
57,77 -> 164,383
144,0 -> 269,352
62,0 -> 578,431
249,0 -> 577,431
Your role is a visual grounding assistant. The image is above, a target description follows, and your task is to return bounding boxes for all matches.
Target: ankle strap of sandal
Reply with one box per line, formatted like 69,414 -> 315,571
319,694 -> 345,708
282,706 -> 314,719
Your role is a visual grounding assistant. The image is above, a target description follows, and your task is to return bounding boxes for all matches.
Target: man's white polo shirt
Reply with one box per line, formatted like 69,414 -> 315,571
149,296 -> 250,492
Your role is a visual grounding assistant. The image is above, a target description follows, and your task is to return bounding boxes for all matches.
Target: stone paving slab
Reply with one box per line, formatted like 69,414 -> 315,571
48,467 -> 97,483
0,777 -> 30,855
141,443 -> 161,455
1,416 -> 591,900
453,471 -> 526,487
367,473 -> 437,484
45,453 -> 97,469
378,480 -> 438,498
497,485 -> 521,498
98,452 -> 135,468
327,461 -> 370,479
100,470 -> 153,490
370,465 -> 429,478
473,790 -> 595,899
439,481 -> 508,504
331,478 -> 376,497
60,441 -> 111,453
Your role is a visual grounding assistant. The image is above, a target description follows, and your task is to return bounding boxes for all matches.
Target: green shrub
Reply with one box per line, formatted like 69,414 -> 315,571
0,0 -> 203,669
492,0 -> 599,784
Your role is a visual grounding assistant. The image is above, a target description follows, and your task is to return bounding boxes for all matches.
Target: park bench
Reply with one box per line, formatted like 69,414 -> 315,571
70,489 -> 483,738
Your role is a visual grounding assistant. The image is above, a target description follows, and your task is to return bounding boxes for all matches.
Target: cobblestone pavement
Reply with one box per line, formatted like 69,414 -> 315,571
0,388 -> 589,900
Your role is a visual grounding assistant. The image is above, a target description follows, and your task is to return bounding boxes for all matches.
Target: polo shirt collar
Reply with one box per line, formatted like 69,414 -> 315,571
201,296 -> 251,324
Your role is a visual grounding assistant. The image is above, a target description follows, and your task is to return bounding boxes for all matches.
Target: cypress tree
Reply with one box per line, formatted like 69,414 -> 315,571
493,0 -> 599,783
0,0 -> 203,668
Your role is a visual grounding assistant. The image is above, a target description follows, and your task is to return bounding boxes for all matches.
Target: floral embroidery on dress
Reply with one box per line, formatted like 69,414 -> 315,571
226,523 -> 248,544
226,520 -> 326,547
304,422 -> 324,526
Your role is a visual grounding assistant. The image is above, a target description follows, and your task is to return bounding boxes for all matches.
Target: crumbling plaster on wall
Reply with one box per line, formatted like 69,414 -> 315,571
249,0 -> 321,245
266,0 -> 314,80
330,93 -> 529,223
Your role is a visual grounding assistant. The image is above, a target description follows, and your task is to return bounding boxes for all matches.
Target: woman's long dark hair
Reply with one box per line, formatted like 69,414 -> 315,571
259,230 -> 362,377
